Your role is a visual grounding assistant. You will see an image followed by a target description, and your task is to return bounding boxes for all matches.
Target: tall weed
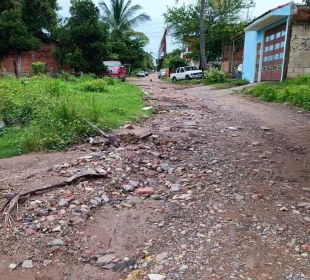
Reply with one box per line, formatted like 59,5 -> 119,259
0,75 -> 147,158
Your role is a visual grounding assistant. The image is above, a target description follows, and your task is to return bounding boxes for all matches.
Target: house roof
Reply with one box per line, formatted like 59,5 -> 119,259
245,2 -> 292,31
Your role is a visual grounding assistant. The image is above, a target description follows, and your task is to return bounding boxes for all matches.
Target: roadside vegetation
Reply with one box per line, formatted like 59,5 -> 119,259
240,75 -> 310,111
163,68 -> 249,88
0,75 -> 148,158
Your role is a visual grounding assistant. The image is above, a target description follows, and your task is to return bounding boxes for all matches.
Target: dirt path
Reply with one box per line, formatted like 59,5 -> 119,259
0,73 -> 309,280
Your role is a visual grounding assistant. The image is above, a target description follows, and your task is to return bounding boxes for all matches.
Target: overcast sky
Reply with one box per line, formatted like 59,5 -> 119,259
57,0 -> 300,59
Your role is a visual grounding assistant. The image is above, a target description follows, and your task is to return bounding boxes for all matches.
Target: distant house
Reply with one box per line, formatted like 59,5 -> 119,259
242,2 -> 310,83
222,44 -> 244,74
0,32 -> 66,76
180,36 -> 200,68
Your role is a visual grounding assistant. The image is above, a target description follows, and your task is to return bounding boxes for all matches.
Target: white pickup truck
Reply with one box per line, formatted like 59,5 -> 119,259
170,66 -> 203,82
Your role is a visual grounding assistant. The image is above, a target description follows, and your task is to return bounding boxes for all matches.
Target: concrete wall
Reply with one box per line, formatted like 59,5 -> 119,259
242,31 -> 257,83
287,6 -> 310,78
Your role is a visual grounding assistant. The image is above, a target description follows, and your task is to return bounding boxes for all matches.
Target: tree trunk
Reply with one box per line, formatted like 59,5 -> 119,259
199,0 -> 208,70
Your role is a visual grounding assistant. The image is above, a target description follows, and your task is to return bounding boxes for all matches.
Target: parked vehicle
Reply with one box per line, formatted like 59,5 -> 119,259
170,66 -> 203,82
158,69 -> 166,79
103,60 -> 126,82
137,71 -> 146,77
144,72 -> 149,76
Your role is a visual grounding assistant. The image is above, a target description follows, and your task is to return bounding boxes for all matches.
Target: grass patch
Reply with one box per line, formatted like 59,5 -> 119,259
207,79 -> 250,89
241,75 -> 310,111
0,75 -> 148,158
162,75 -> 249,88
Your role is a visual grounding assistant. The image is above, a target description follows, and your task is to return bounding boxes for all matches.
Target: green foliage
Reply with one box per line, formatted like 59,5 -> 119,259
0,0 -> 58,56
79,79 -> 108,92
100,0 -> 152,73
31,62 -> 46,75
205,68 -> 226,83
0,75 -> 148,158
164,0 -> 253,61
243,75 -> 310,110
100,0 -> 151,31
163,55 -> 187,69
54,0 -> 109,74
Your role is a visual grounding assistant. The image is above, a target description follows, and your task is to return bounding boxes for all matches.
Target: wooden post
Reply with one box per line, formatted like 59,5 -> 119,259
228,42 -> 233,73
13,61 -> 18,78
231,41 -> 235,74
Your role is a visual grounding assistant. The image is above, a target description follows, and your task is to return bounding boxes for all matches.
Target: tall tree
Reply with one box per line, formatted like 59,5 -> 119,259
100,0 -> 151,32
175,0 -> 208,70
302,0 -> 310,5
54,0 -> 109,74
199,0 -> 207,70
168,0 -> 253,64
0,0 -> 59,56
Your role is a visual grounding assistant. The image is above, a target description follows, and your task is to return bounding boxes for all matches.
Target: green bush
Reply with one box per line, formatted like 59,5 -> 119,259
205,68 -> 226,83
243,75 -> 310,111
0,75 -> 148,158
31,62 -> 46,75
79,79 -> 108,92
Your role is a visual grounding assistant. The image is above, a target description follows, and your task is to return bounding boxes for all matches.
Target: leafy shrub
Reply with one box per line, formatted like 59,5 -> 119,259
58,71 -> 75,81
243,75 -> 310,111
163,56 -> 187,69
205,68 -> 226,83
0,75 -> 147,158
31,62 -> 46,75
79,79 -> 108,92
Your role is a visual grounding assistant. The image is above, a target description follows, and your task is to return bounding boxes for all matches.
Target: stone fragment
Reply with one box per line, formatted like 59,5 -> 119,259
9,264 -> 17,271
185,121 -> 197,128
22,260 -> 33,269
124,124 -> 134,129
97,254 -> 115,265
52,225 -> 61,232
90,199 -> 100,207
58,198 -> 69,207
252,193 -> 264,200
304,217 -> 310,222
170,184 -> 181,192
297,202 -> 310,208
101,194 -> 110,202
155,252 -> 168,263
148,274 -> 166,280
233,193 -> 244,200
122,185 -> 135,192
134,187 -> 154,196
48,239 -> 65,246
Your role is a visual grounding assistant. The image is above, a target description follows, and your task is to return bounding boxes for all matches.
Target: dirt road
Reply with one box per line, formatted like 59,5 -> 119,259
0,73 -> 309,280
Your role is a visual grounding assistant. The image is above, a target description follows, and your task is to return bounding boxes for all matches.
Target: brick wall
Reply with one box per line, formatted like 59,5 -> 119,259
0,39 -> 61,76
221,46 -> 244,73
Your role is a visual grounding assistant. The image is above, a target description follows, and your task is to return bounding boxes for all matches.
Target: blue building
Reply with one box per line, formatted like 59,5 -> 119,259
242,2 -> 296,83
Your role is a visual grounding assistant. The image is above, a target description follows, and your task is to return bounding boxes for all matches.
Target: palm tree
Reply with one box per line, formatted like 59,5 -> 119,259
175,0 -> 208,70
100,0 -> 151,32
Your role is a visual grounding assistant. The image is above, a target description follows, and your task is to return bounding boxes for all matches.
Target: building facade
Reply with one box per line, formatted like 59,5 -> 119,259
0,34 -> 69,76
242,2 -> 310,83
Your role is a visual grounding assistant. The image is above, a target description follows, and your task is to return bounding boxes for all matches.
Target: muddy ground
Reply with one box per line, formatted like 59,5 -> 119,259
0,73 -> 309,280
